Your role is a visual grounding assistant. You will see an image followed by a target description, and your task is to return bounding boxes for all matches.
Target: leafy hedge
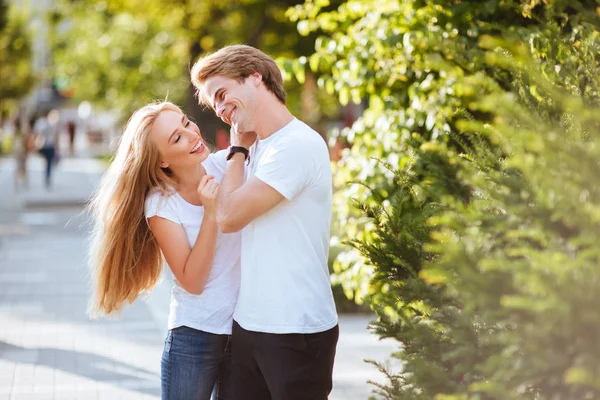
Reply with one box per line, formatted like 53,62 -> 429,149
286,0 -> 600,398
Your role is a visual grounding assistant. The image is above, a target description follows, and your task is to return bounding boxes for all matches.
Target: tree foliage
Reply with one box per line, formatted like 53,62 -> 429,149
0,1 -> 35,110
287,0 -> 600,398
49,0 -> 332,137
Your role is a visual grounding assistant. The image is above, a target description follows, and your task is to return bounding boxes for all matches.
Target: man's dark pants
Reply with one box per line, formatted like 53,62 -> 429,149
231,320 -> 339,400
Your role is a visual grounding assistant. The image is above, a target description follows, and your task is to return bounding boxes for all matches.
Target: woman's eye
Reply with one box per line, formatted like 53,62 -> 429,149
184,120 -> 190,127
174,135 -> 181,143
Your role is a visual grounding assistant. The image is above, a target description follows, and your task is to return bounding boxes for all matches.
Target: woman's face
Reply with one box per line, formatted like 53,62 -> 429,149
149,110 -> 209,172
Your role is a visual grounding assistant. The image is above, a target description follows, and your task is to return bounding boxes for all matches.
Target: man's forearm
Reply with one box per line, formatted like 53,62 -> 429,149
216,152 -> 246,229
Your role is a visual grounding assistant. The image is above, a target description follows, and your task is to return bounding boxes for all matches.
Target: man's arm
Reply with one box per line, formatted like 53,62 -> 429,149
216,152 -> 284,233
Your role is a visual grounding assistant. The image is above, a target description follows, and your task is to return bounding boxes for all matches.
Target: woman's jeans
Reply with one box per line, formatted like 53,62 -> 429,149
161,326 -> 232,400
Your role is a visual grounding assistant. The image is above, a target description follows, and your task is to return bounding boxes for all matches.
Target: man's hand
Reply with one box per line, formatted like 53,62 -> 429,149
230,126 -> 257,149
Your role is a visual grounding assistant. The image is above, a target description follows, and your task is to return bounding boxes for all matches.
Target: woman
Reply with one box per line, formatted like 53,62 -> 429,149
88,101 -> 240,400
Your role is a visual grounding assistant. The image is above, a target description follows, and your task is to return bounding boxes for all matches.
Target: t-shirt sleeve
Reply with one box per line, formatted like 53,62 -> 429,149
207,149 -> 229,177
206,148 -> 249,182
254,136 -> 311,201
144,191 -> 180,224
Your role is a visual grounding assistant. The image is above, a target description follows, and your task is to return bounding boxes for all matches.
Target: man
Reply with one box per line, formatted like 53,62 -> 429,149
191,45 -> 339,400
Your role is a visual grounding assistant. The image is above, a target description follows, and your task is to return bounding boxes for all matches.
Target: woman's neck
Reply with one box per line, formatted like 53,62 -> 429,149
172,163 -> 206,204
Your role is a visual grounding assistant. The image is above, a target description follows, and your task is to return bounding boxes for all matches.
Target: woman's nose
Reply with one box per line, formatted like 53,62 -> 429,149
185,129 -> 199,141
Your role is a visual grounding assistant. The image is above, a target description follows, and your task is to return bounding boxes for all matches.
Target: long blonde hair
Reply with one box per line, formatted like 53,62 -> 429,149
88,101 -> 182,316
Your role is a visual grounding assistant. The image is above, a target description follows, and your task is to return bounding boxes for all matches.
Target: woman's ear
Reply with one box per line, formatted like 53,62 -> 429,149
159,161 -> 169,168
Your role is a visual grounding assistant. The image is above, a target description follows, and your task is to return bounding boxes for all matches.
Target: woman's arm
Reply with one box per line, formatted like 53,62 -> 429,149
148,175 -> 219,295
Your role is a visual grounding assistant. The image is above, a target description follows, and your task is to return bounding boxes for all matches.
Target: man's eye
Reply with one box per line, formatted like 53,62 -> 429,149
220,92 -> 225,101
174,135 -> 181,143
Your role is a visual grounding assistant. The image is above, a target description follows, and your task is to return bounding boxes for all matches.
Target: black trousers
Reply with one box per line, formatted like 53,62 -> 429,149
231,320 -> 339,400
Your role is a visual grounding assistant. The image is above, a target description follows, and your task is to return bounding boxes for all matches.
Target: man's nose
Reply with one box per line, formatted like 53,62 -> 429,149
216,103 -> 226,118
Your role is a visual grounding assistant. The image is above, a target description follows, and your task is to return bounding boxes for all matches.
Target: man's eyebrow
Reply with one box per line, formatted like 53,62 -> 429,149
168,115 -> 185,143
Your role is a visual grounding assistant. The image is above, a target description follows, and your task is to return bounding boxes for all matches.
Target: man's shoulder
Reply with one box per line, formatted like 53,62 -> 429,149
289,118 -> 320,138
271,119 -> 326,150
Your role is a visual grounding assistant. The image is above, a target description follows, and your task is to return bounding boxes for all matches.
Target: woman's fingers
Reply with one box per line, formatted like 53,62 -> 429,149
200,178 -> 219,197
197,175 -> 215,192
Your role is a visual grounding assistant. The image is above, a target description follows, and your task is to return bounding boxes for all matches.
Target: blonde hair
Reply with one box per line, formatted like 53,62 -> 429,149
88,101 -> 182,316
191,44 -> 286,106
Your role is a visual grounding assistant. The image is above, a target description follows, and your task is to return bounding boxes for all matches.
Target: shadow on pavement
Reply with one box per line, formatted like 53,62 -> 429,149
0,340 -> 160,396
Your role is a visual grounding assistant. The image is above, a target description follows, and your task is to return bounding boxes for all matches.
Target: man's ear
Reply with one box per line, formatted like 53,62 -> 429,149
160,161 -> 169,168
250,72 -> 262,86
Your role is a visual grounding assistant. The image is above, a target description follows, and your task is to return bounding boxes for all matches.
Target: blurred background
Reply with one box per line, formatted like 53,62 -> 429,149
2,0 -> 600,399
0,1 -> 392,399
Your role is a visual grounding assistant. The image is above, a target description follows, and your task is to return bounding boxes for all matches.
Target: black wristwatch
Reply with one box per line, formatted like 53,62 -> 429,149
226,145 -> 250,162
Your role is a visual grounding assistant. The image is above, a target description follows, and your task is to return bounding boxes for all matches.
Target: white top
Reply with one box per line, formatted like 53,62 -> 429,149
144,151 -> 241,335
33,117 -> 58,147
234,118 -> 338,334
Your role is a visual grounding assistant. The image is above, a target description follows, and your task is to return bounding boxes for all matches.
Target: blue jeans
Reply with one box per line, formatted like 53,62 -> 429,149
38,146 -> 56,188
161,326 -> 232,400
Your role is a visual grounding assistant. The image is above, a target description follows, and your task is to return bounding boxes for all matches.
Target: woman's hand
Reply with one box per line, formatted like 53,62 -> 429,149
197,175 -> 219,215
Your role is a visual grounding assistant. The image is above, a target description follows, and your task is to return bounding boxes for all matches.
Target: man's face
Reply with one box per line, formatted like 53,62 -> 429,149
202,74 -> 259,133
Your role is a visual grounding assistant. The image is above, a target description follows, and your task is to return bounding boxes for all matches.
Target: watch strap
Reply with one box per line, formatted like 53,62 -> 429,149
226,146 -> 250,162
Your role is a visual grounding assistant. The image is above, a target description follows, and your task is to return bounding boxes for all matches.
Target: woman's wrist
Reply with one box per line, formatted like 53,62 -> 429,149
202,210 -> 217,220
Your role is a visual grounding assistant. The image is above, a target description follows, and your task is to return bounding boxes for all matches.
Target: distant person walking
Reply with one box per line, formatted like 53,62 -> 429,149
192,45 -> 339,400
66,120 -> 77,156
33,110 -> 60,190
13,116 -> 33,191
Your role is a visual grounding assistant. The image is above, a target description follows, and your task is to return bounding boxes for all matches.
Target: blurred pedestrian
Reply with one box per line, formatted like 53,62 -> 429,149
66,120 -> 76,156
88,101 -> 240,400
13,116 -> 33,191
33,109 -> 60,190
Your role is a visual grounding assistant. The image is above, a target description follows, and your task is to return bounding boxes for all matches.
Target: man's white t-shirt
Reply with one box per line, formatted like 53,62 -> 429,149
234,118 -> 338,334
144,151 -> 241,335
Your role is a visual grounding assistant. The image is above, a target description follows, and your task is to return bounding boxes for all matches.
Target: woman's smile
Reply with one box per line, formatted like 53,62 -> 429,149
189,138 -> 205,154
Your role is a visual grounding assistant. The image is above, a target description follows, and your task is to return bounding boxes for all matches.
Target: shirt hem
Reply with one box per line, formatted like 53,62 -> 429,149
168,321 -> 233,335
233,316 -> 338,334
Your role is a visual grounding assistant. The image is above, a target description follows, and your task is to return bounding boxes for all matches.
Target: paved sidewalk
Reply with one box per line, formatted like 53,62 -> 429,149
0,155 -> 399,400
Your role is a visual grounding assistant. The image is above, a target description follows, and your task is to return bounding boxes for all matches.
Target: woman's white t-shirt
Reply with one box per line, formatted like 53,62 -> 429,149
144,151 -> 241,335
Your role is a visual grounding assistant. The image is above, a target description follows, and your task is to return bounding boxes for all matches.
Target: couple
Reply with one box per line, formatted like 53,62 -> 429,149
89,45 -> 339,400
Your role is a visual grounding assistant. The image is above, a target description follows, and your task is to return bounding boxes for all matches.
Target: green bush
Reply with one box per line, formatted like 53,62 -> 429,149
286,0 -> 600,398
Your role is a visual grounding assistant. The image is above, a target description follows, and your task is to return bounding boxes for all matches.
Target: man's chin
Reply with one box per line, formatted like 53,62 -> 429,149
235,123 -> 247,133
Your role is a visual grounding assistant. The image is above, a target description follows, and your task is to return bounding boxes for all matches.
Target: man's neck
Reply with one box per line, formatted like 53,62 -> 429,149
254,101 -> 294,141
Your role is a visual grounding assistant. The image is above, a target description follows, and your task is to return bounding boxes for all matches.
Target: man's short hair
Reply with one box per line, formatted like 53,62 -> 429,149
191,45 -> 286,107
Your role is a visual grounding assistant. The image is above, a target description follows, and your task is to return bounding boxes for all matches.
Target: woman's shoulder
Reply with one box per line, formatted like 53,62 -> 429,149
145,187 -> 179,218
146,186 -> 175,201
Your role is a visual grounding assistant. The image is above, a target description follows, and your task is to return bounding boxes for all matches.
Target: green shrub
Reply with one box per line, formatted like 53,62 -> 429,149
286,0 -> 600,398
